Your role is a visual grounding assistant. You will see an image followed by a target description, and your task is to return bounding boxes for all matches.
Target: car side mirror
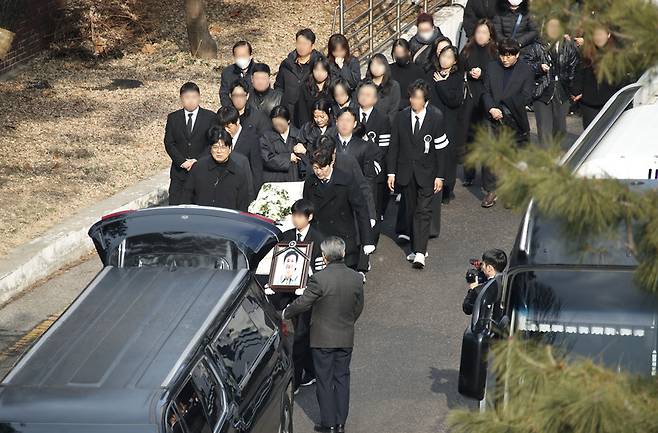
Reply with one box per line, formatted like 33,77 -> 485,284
458,326 -> 489,400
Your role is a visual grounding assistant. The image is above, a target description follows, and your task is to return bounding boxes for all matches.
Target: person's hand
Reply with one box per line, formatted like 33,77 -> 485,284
489,108 -> 503,120
181,159 -> 196,171
264,287 -> 276,295
290,153 -> 301,163
363,245 -> 376,255
571,94 -> 583,102
469,67 -> 481,79
294,288 -> 305,296
433,178 -> 443,194
335,57 -> 344,68
541,63 -> 550,73
293,143 -> 307,154
387,175 -> 395,192
574,37 -> 584,47
469,282 -> 479,289
433,71 -> 447,82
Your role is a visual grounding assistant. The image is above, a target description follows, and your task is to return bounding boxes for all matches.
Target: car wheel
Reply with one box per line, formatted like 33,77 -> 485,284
279,381 -> 294,433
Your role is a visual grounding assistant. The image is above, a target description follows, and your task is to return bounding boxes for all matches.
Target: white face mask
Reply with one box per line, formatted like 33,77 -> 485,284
419,30 -> 435,41
235,57 -> 252,70
508,0 -> 523,6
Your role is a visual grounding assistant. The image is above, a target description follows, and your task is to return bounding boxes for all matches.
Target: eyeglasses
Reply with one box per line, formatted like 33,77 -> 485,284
211,144 -> 231,151
230,93 -> 248,99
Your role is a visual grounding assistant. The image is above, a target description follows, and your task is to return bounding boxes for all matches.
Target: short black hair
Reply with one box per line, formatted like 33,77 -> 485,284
296,28 -> 316,44
356,78 -> 379,95
232,40 -> 253,55
330,77 -> 353,98
312,98 -> 333,118
291,199 -> 315,217
229,79 -> 250,95
498,38 -> 521,56
179,82 -> 200,95
310,146 -> 334,168
336,106 -> 357,121
407,78 -> 431,101
482,249 -> 507,273
391,38 -> 411,56
284,250 -> 299,261
270,105 -> 291,121
316,135 -> 337,153
207,125 -> 233,147
216,105 -> 240,126
252,62 -> 271,75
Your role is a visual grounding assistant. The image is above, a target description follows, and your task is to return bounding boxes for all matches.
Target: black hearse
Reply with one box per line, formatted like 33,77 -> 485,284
0,206 -> 295,433
458,181 -> 658,404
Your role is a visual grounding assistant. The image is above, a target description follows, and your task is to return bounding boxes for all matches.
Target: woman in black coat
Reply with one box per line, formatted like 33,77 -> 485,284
493,0 -> 538,49
260,105 -> 304,182
327,33 -> 361,89
365,53 -> 401,123
389,38 -> 428,110
429,45 -> 464,204
459,19 -> 498,186
330,78 -> 358,119
298,98 -> 335,155
295,56 -> 332,127
408,12 -> 445,71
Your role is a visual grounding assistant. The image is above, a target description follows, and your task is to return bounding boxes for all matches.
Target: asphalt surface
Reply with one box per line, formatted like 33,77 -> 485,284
0,113 -> 583,432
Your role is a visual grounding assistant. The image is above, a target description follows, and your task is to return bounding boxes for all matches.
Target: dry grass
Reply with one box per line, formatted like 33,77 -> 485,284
0,0 -> 337,258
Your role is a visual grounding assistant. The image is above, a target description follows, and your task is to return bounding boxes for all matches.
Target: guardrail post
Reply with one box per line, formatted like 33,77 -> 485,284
368,0 -> 374,58
424,0 -> 428,11
339,0 -> 345,33
396,0 -> 401,37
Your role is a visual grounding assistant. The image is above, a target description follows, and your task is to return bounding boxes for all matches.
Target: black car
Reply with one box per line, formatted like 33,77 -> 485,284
0,206 -> 294,433
458,180 -> 658,404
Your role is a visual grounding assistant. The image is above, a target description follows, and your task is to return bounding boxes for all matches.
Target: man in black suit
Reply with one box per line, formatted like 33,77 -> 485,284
219,40 -> 255,107
217,105 -> 264,195
387,79 -> 449,269
333,107 -> 379,182
357,80 -> 392,225
225,79 -> 270,136
481,38 -> 534,208
283,236 -> 364,433
304,146 -> 375,270
164,82 -> 217,205
271,199 -> 324,392
181,127 -> 251,211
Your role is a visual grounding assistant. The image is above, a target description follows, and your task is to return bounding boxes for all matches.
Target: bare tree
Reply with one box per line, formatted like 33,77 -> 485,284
184,0 -> 217,59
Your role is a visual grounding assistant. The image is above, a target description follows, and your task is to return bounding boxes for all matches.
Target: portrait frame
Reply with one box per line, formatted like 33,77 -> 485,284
268,241 -> 313,293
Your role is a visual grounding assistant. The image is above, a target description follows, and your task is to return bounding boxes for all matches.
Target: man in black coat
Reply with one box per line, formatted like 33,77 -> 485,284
333,107 -> 379,181
217,105 -> 264,195
274,28 -> 324,128
283,236 -> 364,433
463,0 -> 499,38
164,82 -> 217,205
219,40 -> 255,107
304,146 -> 375,270
387,79 -> 448,269
249,62 -> 283,116
225,79 -> 270,136
181,127 -> 251,211
481,38 -> 534,207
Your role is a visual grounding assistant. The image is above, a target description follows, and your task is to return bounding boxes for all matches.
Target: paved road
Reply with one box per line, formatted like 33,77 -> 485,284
0,113 -> 582,431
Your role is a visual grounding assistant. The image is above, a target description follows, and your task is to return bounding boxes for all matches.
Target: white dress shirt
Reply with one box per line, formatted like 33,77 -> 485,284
184,107 -> 200,131
280,128 -> 289,143
411,106 -> 427,131
295,224 -> 310,242
359,106 -> 374,124
231,124 -> 242,150
338,134 -> 352,147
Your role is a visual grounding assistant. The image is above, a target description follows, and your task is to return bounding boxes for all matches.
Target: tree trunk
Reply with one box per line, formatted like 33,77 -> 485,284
184,0 -> 217,59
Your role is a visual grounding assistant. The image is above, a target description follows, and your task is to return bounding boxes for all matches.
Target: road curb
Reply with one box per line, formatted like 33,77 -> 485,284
0,169 -> 170,305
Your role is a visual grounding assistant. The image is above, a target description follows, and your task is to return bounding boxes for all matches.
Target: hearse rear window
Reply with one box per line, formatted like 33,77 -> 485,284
109,232 -> 248,270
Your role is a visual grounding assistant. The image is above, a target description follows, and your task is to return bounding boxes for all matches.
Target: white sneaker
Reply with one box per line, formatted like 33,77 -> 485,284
406,252 -> 415,261
412,252 -> 426,269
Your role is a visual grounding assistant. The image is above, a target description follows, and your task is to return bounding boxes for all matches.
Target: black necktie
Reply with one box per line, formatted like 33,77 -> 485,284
362,111 -> 367,125
413,115 -> 420,136
342,140 -> 348,151
296,233 -> 302,242
186,113 -> 193,135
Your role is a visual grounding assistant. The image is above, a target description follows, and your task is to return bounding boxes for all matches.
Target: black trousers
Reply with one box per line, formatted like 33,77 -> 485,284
533,97 -> 569,146
168,177 -> 186,205
293,310 -> 315,386
312,348 -> 353,427
404,175 -> 435,254
482,121 -> 529,193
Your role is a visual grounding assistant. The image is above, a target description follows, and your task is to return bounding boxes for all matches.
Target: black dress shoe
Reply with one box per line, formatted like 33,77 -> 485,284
336,424 -> 346,433
314,425 -> 336,432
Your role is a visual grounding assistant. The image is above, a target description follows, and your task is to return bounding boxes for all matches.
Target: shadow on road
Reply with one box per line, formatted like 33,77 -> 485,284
428,367 -> 477,410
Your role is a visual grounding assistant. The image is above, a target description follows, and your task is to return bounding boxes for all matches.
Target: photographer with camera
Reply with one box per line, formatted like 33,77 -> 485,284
462,249 -> 507,315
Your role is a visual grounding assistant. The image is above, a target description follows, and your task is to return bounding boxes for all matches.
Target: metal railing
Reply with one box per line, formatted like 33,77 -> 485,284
333,0 -> 452,65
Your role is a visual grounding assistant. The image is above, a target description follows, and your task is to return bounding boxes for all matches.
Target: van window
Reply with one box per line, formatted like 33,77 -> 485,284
170,379 -> 211,433
211,296 -> 277,385
190,360 -> 224,427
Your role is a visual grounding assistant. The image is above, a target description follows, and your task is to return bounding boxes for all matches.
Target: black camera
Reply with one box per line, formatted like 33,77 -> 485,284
465,258 -> 486,284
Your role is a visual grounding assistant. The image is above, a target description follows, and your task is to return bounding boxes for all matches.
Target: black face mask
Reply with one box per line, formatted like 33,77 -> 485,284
394,56 -> 410,66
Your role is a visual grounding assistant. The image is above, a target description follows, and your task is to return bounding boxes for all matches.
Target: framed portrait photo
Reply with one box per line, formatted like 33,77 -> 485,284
268,241 -> 313,293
